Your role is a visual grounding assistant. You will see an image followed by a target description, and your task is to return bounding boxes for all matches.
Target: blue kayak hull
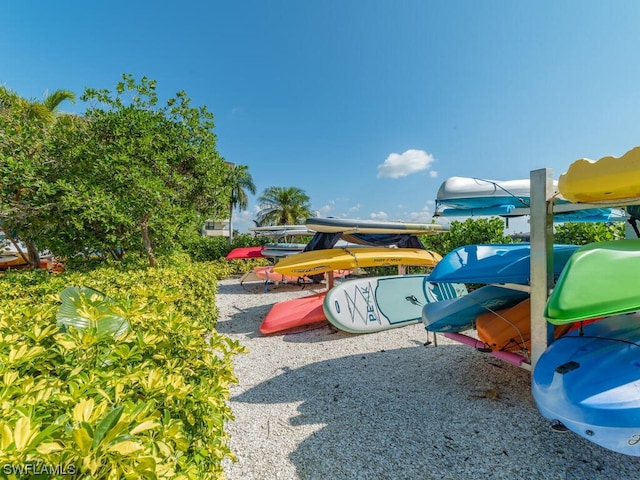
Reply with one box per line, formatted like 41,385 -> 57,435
532,313 -> 640,456
428,243 -> 580,285
422,285 -> 529,333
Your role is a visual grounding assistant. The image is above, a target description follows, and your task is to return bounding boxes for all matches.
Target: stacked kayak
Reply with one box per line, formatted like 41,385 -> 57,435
532,239 -> 640,456
544,240 -> 640,323
273,247 -> 442,277
558,145 -> 640,204
435,177 -> 532,216
532,313 -> 640,456
428,243 -> 580,285
422,285 -> 529,334
435,176 -> 624,222
476,298 -> 572,353
422,243 -> 579,334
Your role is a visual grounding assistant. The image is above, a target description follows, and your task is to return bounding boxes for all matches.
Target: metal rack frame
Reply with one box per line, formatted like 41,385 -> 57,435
523,168 -> 640,370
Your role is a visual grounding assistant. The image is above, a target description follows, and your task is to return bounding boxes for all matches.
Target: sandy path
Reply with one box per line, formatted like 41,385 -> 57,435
217,276 -> 640,480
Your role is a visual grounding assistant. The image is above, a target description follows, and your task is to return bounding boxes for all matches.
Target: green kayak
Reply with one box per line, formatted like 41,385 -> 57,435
545,239 -> 640,324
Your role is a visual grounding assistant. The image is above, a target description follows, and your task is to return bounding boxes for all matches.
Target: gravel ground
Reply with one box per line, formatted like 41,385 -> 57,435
217,275 -> 640,480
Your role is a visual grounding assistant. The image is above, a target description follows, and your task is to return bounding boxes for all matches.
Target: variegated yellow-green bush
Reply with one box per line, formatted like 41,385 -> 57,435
0,259 -> 246,479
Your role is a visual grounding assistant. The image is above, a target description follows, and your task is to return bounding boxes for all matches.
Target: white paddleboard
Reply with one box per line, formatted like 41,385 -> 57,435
306,217 -> 449,235
323,275 -> 467,334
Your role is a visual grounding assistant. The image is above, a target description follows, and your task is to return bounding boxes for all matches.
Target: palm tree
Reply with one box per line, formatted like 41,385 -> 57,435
255,186 -> 313,226
0,86 -> 75,121
226,164 -> 256,243
0,86 -> 75,266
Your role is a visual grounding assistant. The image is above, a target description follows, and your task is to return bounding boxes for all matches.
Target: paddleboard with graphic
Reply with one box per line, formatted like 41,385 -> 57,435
323,275 -> 467,334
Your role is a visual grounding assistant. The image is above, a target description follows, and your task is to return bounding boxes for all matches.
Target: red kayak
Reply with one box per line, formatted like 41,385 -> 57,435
260,291 -> 328,334
225,246 -> 265,260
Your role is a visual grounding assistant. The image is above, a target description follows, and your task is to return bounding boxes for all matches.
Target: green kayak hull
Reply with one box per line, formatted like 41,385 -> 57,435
545,239 -> 640,324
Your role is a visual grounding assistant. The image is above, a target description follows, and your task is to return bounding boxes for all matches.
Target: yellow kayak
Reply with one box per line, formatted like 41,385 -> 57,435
0,253 -> 29,268
273,247 -> 442,276
558,145 -> 640,203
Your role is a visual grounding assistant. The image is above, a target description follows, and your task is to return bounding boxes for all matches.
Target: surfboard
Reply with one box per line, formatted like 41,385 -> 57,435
249,224 -> 313,236
225,246 -> 265,260
260,291 -> 327,334
272,247 -> 442,277
558,145 -> 640,204
422,285 -> 529,333
323,275 -> 467,334
305,217 -> 449,235
532,312 -> 640,456
545,239 -> 640,324
428,243 -> 580,285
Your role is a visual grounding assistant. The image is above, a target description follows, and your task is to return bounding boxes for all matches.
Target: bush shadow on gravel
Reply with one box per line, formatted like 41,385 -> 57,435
217,279 -> 320,296
230,344 -> 640,480
215,300 -> 361,342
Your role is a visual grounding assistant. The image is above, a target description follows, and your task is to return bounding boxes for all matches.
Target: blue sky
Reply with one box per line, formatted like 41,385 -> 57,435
3,1 -> 640,234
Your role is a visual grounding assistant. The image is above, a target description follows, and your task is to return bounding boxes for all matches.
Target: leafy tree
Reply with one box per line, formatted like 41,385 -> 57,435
553,221 -> 625,245
255,186 -> 313,226
225,163 -> 256,243
50,74 -> 229,266
0,85 -> 75,267
422,217 -> 512,256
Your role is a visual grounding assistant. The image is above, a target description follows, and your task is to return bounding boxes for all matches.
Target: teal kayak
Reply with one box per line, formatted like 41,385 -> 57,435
545,239 -> 640,324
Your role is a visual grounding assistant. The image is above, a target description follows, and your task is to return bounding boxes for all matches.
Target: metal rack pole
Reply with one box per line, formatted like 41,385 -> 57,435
530,168 -> 555,369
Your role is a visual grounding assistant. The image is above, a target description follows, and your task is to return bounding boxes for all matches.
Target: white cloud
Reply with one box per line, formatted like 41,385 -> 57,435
318,204 -> 333,215
377,149 -> 435,179
347,204 -> 361,213
369,211 -> 389,221
396,201 -> 440,223
231,209 -> 257,233
404,208 -> 433,223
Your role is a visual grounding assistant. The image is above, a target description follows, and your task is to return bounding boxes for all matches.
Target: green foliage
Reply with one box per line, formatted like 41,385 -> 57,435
226,165 -> 256,243
255,186 -> 313,226
0,260 -> 245,479
0,86 -> 77,267
422,217 -> 513,256
52,74 -> 229,266
553,221 -> 626,245
0,75 -> 233,268
56,286 -> 130,339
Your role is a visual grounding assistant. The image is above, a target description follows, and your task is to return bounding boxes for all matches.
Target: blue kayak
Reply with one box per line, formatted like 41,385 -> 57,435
428,243 -> 580,285
422,285 -> 529,333
532,313 -> 640,456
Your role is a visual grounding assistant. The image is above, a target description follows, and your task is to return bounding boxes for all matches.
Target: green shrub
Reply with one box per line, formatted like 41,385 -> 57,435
0,260 -> 246,479
553,221 -> 625,244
